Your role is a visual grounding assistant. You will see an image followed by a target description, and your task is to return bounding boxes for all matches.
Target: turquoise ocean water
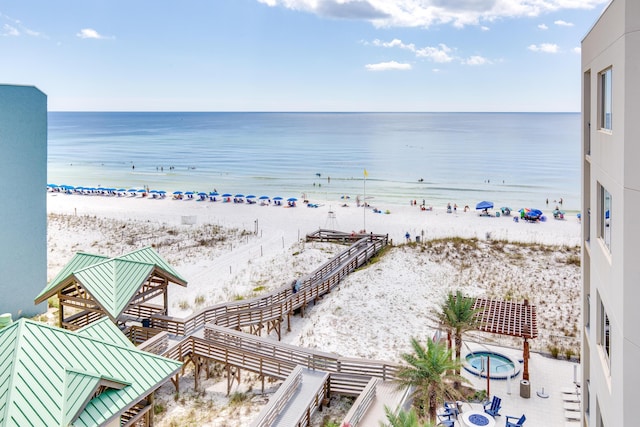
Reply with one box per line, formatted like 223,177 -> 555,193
47,112 -> 580,211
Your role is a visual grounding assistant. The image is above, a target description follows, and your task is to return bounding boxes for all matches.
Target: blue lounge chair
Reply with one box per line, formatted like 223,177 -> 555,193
505,414 -> 526,427
443,401 -> 459,418
436,413 -> 455,427
484,395 -> 502,417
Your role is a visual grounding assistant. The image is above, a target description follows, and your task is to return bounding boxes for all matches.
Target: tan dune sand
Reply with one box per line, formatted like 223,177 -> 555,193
45,192 -> 581,426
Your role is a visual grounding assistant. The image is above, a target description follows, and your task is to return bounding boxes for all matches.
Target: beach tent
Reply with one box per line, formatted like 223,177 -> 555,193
476,201 -> 494,210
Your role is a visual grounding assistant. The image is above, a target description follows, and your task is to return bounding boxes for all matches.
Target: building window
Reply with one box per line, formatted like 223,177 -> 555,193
600,68 -> 612,130
599,185 -> 612,251
600,300 -> 611,365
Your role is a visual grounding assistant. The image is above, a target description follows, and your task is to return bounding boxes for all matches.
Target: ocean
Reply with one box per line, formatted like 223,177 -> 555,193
47,112 -> 581,211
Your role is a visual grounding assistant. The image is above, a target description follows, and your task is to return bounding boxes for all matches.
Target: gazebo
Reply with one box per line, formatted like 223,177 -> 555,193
0,318 -> 182,426
35,247 -> 187,330
472,298 -> 538,380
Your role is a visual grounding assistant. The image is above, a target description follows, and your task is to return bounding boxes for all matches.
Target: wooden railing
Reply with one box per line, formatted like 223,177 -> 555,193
341,377 -> 379,426
148,233 -> 388,337
135,330 -> 170,354
250,366 -> 304,427
289,372 -> 330,427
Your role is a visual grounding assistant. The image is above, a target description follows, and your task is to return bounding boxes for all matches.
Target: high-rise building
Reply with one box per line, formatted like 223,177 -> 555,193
581,1 -> 640,425
0,84 -> 47,318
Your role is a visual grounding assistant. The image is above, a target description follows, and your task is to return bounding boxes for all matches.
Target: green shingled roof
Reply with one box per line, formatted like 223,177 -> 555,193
0,318 -> 182,427
34,247 -> 187,320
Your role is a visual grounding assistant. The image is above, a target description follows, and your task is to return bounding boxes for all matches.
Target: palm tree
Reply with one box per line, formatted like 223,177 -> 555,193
395,338 -> 468,422
381,406 -> 434,427
436,290 -> 480,388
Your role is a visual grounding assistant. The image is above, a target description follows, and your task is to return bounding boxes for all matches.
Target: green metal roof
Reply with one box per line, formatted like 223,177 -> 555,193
35,252 -> 109,303
0,318 -> 182,427
118,247 -> 187,283
73,258 -> 156,321
34,247 -> 188,319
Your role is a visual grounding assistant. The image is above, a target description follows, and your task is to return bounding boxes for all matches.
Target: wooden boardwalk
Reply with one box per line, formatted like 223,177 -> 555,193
132,230 -> 406,426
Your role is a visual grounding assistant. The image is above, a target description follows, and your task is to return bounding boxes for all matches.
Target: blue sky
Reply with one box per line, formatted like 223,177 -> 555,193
1,0 -> 609,112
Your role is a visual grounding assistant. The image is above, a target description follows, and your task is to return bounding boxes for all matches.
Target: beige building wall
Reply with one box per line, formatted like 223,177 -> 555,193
582,1 -> 640,425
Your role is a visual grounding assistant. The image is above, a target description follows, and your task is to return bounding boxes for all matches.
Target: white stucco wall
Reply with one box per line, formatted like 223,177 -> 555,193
0,85 -> 47,318
582,1 -> 640,425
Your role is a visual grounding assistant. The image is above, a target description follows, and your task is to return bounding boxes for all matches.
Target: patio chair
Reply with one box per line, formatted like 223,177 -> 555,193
505,414 -> 526,427
483,395 -> 502,417
436,413 -> 455,427
443,401 -> 459,418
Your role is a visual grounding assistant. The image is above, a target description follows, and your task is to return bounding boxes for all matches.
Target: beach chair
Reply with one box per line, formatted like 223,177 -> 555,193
505,414 -> 526,427
436,413 -> 455,427
442,401 -> 459,418
484,395 -> 502,417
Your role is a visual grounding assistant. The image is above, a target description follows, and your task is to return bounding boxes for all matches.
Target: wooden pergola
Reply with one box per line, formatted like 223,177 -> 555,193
471,298 -> 538,380
35,247 -> 187,330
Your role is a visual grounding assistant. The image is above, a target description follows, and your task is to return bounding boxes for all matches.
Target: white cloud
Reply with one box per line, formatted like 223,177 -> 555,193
257,0 -> 609,28
1,14 -> 41,37
572,46 -> 581,54
480,26 -> 490,31
554,19 -> 574,27
2,24 -> 19,36
372,38 -> 415,51
365,61 -> 412,71
528,43 -> 560,53
416,44 -> 454,63
372,38 -> 454,63
463,55 -> 491,65
538,23 -> 548,30
76,28 -> 112,40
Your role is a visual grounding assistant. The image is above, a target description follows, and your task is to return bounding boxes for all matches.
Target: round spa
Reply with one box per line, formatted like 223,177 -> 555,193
463,351 -> 520,379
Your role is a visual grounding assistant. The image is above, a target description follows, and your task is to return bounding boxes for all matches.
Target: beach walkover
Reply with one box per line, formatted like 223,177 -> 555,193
124,230 -> 404,426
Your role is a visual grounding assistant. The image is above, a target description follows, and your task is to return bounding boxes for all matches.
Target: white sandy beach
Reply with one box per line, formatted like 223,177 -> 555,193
45,191 -> 582,426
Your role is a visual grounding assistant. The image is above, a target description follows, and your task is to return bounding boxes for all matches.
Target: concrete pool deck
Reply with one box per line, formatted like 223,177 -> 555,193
452,342 -> 581,427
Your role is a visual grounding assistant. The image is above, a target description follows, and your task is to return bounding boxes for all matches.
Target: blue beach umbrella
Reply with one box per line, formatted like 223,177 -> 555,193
185,191 -> 194,195
209,192 -> 219,196
259,195 -> 269,200
198,192 -> 207,196
222,193 -> 232,197
137,189 -> 146,193
117,188 -> 126,192
173,191 -> 183,195
273,196 -> 283,200
234,193 -> 244,198
287,197 -> 298,202
246,195 -> 256,199
158,190 -> 166,194
128,188 -> 138,193
475,201 -> 494,210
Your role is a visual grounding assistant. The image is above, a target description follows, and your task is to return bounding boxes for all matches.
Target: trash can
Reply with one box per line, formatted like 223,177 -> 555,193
415,235 -> 420,243
520,380 -> 531,398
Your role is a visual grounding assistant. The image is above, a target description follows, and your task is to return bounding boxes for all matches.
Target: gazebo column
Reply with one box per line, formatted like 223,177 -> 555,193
163,279 -> 169,315
523,338 -> 530,381
58,293 -> 64,328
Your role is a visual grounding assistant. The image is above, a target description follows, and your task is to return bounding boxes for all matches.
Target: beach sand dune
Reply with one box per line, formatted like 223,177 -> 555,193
45,192 -> 581,426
